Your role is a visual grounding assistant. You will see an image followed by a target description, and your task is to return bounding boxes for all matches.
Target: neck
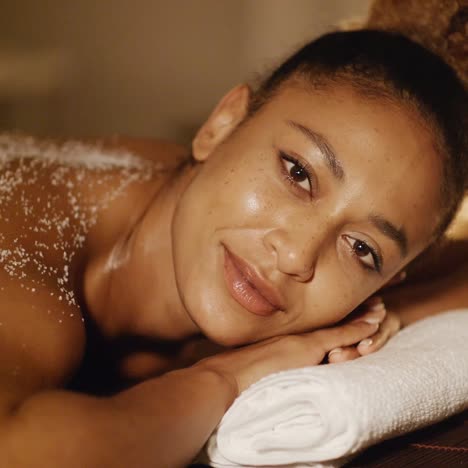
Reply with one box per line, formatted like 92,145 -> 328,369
86,160 -> 202,341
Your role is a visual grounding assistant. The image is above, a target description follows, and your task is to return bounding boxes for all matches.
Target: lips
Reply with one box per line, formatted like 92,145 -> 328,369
223,245 -> 284,317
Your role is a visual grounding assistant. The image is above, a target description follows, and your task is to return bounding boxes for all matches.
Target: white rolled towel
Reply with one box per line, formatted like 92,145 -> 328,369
203,309 -> 468,467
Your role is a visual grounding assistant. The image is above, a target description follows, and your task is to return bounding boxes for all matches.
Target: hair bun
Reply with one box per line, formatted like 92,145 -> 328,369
366,0 -> 467,88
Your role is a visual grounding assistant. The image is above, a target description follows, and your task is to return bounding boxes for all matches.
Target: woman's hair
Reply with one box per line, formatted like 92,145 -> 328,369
367,0 -> 467,88
249,15 -> 467,239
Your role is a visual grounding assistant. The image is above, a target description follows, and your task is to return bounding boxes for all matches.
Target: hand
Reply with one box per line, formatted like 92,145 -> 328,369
195,320 -> 379,396
327,295 -> 401,364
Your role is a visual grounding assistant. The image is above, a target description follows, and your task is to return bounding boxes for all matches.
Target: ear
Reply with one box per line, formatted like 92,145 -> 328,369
192,84 -> 251,162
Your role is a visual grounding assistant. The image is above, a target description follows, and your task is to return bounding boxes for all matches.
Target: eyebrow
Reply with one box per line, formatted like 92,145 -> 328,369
286,120 -> 408,259
287,120 -> 345,180
369,214 -> 408,258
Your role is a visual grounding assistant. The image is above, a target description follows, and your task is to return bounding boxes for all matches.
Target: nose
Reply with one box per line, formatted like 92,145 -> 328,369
263,228 -> 318,282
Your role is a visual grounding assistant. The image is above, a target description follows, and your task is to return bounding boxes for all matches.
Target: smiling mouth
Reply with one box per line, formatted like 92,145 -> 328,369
222,245 -> 284,317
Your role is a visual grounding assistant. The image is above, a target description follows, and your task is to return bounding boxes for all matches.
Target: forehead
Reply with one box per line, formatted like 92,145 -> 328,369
249,84 -> 444,250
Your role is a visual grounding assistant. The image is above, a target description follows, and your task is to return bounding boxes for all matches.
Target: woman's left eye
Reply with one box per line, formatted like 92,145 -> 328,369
343,235 -> 382,273
280,153 -> 312,194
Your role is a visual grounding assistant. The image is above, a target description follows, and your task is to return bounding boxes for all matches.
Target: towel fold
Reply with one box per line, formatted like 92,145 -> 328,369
203,309 -> 468,467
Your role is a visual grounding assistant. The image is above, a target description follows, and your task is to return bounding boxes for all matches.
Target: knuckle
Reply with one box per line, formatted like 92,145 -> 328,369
313,329 -> 335,349
389,314 -> 402,333
377,328 -> 390,343
372,335 -> 384,347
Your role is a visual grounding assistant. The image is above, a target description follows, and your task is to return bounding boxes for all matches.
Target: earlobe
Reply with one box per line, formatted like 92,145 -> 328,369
192,84 -> 251,161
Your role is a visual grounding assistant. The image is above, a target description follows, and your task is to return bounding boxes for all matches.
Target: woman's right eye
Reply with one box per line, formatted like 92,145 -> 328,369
279,152 -> 313,195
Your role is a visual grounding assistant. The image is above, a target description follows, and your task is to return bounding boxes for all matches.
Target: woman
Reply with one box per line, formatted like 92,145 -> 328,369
0,16 -> 467,468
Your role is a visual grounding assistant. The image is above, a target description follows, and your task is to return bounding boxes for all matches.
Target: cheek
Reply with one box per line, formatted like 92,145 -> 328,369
297,253 -> 385,331
313,269 -> 357,320
246,191 -> 262,213
206,163 -> 279,226
234,187 -> 274,223
172,164 -> 272,268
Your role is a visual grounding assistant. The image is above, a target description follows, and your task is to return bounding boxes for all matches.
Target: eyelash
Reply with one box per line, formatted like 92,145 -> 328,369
277,150 -> 383,274
278,150 -> 314,197
343,235 -> 383,274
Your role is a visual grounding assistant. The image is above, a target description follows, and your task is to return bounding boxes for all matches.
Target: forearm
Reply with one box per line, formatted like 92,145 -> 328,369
1,367 -> 234,468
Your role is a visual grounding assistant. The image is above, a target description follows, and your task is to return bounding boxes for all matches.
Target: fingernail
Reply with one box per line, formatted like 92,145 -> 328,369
370,304 -> 386,314
363,317 -> 381,325
328,348 -> 343,357
359,338 -> 373,347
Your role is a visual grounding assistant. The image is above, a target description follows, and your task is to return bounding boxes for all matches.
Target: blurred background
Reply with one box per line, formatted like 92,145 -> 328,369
0,0 -> 371,144
1,0 -> 467,232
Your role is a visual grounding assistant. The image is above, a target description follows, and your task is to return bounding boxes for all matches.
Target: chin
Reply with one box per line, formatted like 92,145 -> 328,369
184,292 -> 261,347
201,326 -> 247,348
174,241 -> 273,347
195,307 -> 253,347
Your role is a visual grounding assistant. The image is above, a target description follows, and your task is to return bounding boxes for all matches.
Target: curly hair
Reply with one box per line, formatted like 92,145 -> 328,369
367,0 -> 467,89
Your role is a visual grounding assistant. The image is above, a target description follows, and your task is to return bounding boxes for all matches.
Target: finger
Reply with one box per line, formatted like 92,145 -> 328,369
357,312 -> 401,356
327,346 -> 360,363
346,296 -> 386,323
350,299 -> 386,325
312,320 -> 380,353
362,295 -> 384,308
356,327 -> 390,356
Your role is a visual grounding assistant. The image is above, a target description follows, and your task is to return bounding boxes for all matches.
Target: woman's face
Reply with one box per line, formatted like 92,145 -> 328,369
171,83 -> 442,346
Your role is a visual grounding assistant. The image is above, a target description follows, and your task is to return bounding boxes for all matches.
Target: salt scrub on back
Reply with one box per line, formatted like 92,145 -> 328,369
0,134 -> 156,316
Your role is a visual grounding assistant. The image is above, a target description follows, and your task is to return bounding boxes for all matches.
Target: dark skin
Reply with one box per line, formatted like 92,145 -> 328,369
0,138 -> 167,401
2,133 -> 468,394
0,135 -> 376,467
0,83 -> 466,466
0,137 -> 205,398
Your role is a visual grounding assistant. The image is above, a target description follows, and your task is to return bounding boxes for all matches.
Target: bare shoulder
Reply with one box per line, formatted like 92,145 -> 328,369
0,133 -> 155,408
90,135 -> 191,169
0,269 -> 85,413
0,133 -> 187,407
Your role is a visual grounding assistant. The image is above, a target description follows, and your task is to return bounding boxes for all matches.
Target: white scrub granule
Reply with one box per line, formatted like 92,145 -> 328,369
0,134 -> 156,311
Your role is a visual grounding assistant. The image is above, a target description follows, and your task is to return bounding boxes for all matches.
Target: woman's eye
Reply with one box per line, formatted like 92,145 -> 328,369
343,235 -> 381,272
282,157 -> 312,193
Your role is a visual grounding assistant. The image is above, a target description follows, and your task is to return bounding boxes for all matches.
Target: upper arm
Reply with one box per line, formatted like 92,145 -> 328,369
0,276 -> 85,416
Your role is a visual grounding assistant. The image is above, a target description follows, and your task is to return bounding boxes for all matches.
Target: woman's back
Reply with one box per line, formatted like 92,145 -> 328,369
0,134 -> 188,402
